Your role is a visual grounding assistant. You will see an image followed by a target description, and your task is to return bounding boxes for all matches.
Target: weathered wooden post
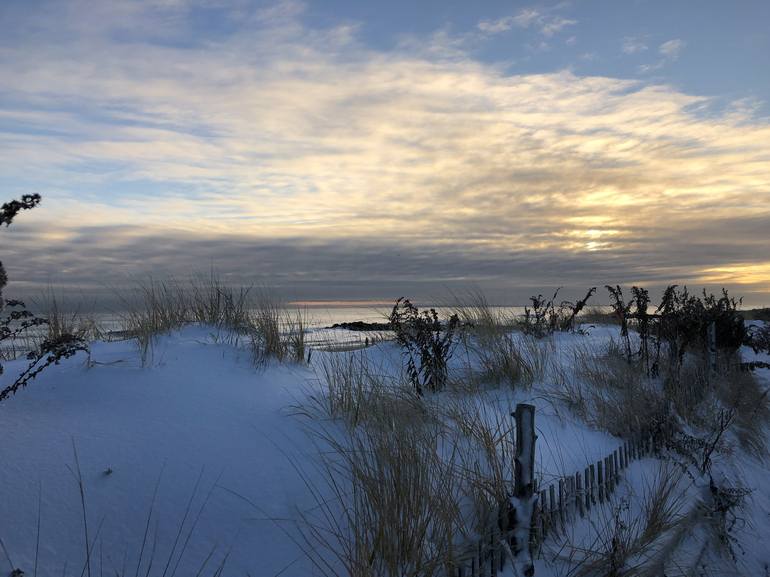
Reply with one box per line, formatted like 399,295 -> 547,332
597,460 -> 604,503
623,441 -> 629,468
576,472 -> 585,518
548,483 -> 559,534
491,527 -> 498,577
513,403 -> 536,576
707,320 -> 717,373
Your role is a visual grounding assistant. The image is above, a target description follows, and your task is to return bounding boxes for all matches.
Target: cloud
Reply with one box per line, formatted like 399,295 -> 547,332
512,8 -> 542,28
659,38 -> 685,59
622,36 -> 648,55
477,7 -> 575,38
638,38 -> 686,73
540,16 -> 577,37
1,3 -> 770,302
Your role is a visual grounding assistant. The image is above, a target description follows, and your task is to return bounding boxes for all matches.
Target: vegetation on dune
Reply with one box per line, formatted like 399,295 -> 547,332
112,276 -> 307,366
518,287 -> 596,338
304,287 -> 770,576
1,195 -> 88,403
389,298 -> 459,396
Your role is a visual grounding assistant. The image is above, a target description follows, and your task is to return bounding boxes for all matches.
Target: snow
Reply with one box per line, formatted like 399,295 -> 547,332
0,327 -> 321,576
1,323 -> 769,576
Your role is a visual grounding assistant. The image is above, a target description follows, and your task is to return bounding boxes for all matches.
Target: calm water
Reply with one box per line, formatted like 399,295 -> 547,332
1,305 -> 534,357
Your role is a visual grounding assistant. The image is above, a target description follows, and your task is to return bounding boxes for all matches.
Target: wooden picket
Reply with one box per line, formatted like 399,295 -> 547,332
449,404 -> 660,577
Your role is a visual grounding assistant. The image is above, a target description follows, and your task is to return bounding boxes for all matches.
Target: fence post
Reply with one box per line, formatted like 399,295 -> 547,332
513,403 -> 536,576
576,471 -> 585,518
708,320 -> 717,373
623,441 -> 629,468
490,527 -> 498,577
597,460 -> 604,503
549,484 -> 557,533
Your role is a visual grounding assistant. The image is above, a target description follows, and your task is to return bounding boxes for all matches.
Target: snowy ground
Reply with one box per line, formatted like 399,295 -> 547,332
0,327 -> 321,576
1,324 -> 768,576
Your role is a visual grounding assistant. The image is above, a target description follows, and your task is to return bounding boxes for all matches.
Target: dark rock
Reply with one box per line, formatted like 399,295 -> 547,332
327,321 -> 392,331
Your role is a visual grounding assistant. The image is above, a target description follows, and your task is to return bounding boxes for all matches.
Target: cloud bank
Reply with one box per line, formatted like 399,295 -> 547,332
1,0 -> 769,303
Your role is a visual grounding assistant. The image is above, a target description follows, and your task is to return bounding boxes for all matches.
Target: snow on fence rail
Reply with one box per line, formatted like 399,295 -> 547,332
448,404 -> 659,577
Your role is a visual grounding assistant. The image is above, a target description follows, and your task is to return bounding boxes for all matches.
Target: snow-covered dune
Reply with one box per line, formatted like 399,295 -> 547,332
0,327 -> 320,576
1,324 -> 769,576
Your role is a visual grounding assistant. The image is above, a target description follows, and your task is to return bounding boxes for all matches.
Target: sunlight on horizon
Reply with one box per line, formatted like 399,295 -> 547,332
1,0 -> 769,302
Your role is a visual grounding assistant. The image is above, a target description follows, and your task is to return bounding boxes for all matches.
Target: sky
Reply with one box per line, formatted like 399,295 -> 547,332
1,0 -> 769,305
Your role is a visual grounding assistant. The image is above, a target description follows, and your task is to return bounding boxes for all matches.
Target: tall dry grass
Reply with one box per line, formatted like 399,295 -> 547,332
550,335 -> 770,460
298,420 -> 470,577
113,278 -> 307,366
115,279 -> 190,364
312,351 -> 400,427
450,291 -> 551,389
32,289 -> 103,343
548,462 -> 691,577
448,290 -> 517,331
561,338 -> 666,437
301,351 -> 530,576
248,291 -> 307,365
188,272 -> 252,332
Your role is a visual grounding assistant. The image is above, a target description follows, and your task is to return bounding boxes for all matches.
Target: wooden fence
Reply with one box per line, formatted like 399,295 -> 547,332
449,405 -> 659,577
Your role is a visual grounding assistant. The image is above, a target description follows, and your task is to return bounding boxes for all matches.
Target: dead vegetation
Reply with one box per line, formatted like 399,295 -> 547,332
550,463 -> 690,577
112,277 -> 306,366
303,351 -> 524,576
451,291 -> 553,390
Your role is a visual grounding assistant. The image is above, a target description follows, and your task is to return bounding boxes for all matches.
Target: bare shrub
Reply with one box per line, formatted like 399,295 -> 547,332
703,477 -> 752,564
519,288 -> 596,338
1,195 -> 88,402
389,298 -> 459,395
